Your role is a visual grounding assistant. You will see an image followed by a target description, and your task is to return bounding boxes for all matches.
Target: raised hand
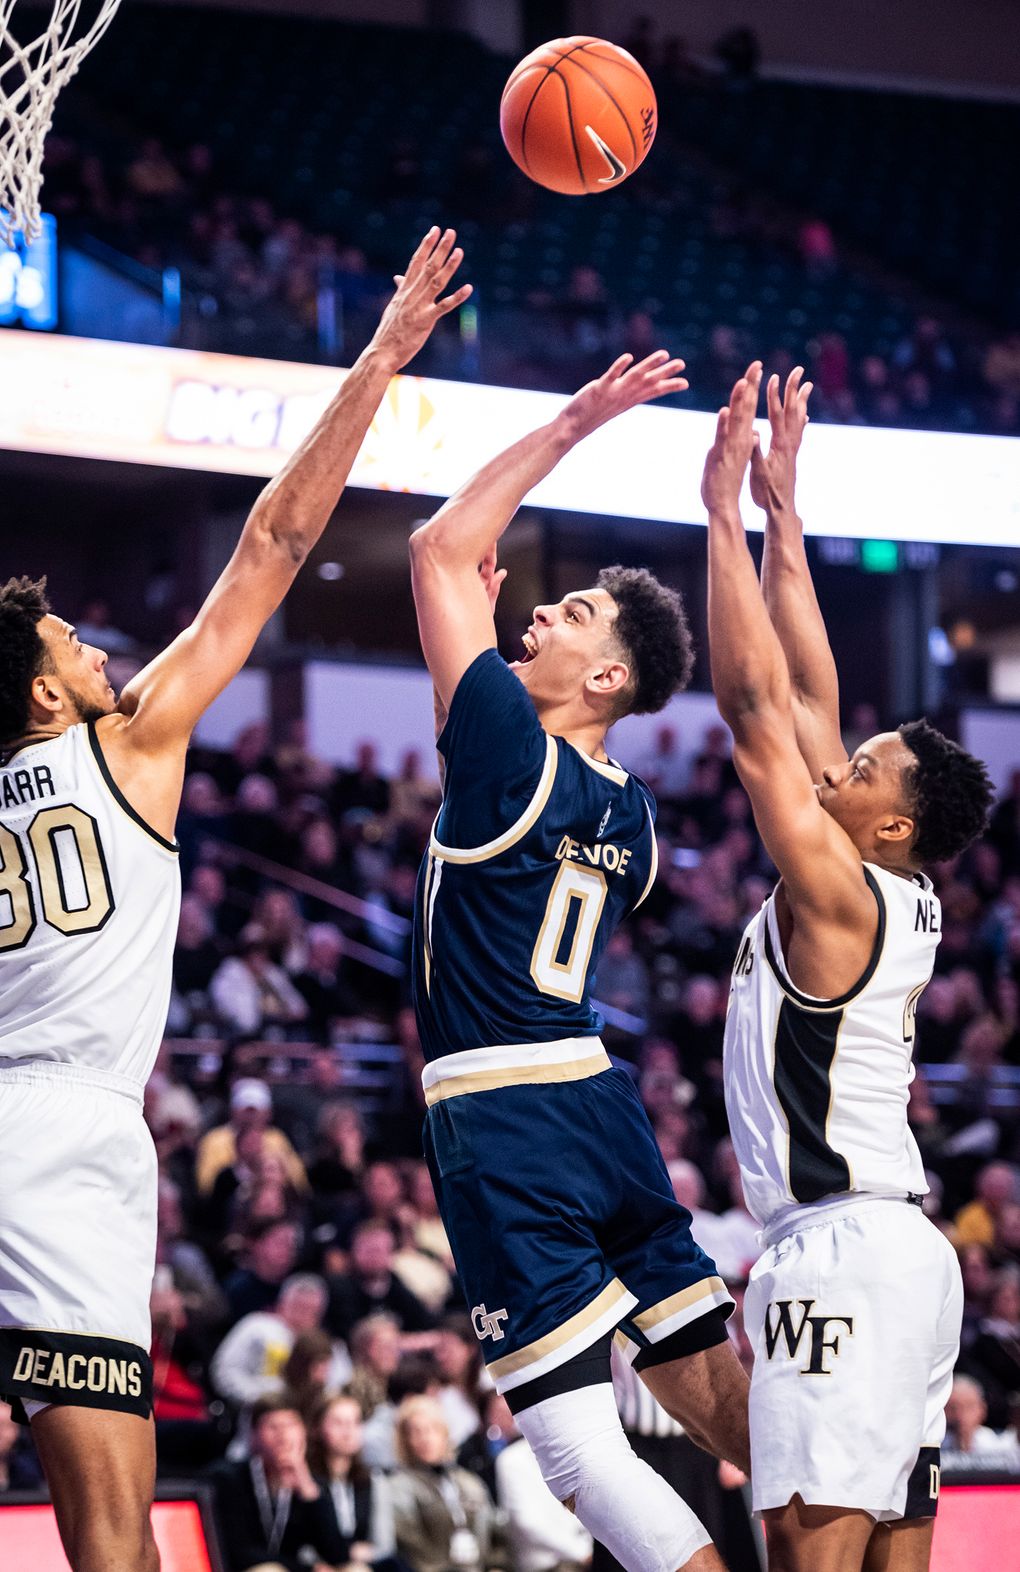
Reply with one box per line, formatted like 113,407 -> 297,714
478,543 -> 507,613
701,361 -> 763,517
560,350 -> 688,442
750,366 -> 813,517
371,227 -> 472,372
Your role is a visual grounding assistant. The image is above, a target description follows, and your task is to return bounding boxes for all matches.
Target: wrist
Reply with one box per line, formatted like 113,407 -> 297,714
359,341 -> 402,379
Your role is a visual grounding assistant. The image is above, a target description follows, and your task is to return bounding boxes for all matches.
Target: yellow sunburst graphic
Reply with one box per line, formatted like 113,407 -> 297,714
353,375 -> 444,492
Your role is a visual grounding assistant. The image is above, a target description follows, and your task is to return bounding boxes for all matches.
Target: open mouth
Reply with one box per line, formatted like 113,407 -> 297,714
511,630 -> 539,668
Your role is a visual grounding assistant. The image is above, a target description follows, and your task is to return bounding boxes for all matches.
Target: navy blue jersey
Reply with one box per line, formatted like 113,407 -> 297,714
412,650 -> 657,1061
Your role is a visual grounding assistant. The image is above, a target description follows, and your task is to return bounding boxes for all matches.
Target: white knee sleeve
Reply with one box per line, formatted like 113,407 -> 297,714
515,1383 -> 712,1572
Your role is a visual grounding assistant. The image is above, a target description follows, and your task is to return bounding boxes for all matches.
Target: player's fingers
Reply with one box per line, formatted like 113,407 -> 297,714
392,274 -> 405,288
801,380 -> 815,411
603,352 -> 635,381
766,372 -> 782,428
435,282 -> 473,315
631,349 -> 672,377
404,226 -> 441,280
649,356 -> 686,379
714,406 -> 730,445
433,245 -> 465,293
427,228 -> 457,278
653,376 -> 688,397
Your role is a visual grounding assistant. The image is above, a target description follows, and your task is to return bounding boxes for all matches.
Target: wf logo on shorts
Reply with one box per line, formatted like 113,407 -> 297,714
764,1299 -> 854,1375
471,1303 -> 509,1343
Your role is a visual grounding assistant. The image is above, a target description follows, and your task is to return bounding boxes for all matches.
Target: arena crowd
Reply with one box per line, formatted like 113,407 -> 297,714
4,706 -> 1018,1571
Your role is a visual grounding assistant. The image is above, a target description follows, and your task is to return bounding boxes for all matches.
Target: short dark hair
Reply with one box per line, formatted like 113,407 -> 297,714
597,565 -> 694,717
899,719 -> 994,864
251,1393 -> 305,1429
0,576 -> 52,745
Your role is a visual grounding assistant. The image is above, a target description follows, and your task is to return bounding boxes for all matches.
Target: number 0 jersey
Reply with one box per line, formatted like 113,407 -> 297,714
723,863 -> 939,1228
412,650 -> 657,1061
0,723 -> 181,1084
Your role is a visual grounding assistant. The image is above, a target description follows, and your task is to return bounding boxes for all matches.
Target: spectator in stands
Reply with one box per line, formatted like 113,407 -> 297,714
327,1219 -> 435,1342
208,1395 -> 346,1572
335,741 -> 391,818
292,927 -> 360,1044
281,1328 -> 338,1425
390,1396 -> 497,1572
309,1393 -> 397,1563
212,1273 -> 350,1418
960,1244 -> 997,1351
964,1267 -> 1020,1429
956,1162 -> 1019,1247
197,1078 -> 307,1196
223,1218 -> 303,1322
150,1269 -> 225,1473
0,1399 -> 43,1490
347,1313 -> 403,1423
433,1317 -> 484,1450
156,1175 -> 227,1329
943,1374 -> 1020,1465
210,924 -> 310,1039
634,721 -> 688,799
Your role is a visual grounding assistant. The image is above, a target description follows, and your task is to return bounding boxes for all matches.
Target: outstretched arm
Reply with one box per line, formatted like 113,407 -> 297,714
117,228 -> 471,751
754,368 -> 847,778
409,350 -> 687,707
703,365 -> 868,921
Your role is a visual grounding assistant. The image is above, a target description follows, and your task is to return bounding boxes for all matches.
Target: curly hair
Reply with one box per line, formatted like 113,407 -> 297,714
0,575 -> 52,746
597,565 -> 694,717
899,718 -> 994,865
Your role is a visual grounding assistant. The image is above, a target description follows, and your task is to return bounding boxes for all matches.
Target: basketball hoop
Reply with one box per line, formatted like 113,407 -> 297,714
0,0 -> 123,247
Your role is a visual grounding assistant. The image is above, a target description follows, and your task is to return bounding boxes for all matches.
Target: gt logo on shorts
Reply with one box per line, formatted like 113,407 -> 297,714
764,1298 -> 854,1375
471,1303 -> 509,1342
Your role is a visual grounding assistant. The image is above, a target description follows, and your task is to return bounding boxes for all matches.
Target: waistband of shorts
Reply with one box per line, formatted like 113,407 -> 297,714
0,1058 -> 144,1105
760,1189 -> 926,1248
422,1037 -> 611,1107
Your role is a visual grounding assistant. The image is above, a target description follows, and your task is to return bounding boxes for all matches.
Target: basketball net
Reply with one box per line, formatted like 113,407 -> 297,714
0,0 -> 123,247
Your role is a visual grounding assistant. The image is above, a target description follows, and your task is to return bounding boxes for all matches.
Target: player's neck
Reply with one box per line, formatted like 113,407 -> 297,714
1,719 -> 69,760
535,703 -> 611,762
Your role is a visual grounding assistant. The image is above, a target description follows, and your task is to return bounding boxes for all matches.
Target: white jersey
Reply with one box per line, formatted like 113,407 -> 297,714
723,862 -> 938,1228
0,723 -> 180,1085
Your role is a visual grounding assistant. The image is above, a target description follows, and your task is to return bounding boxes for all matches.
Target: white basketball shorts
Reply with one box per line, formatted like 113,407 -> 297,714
744,1192 -> 962,1522
0,1061 -> 156,1421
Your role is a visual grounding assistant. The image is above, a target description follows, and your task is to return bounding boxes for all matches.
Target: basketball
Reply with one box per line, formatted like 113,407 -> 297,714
500,36 -> 657,196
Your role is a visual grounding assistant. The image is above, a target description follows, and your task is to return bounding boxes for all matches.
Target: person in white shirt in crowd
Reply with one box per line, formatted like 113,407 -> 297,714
942,1374 -> 1020,1467
434,1317 -> 485,1450
667,1156 -> 758,1285
210,922 -> 310,1038
492,1390 -> 593,1572
309,1392 -> 397,1565
212,1274 -> 351,1429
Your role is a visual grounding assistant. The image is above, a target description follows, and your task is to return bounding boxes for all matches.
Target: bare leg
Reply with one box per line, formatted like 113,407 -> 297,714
683,1547 -> 730,1572
640,1340 -> 752,1475
863,1518 -> 935,1572
32,1405 -> 160,1572
762,1495 -> 873,1572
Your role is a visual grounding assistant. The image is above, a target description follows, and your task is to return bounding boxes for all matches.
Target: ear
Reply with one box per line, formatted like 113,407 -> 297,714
585,660 -> 630,703
876,813 -> 915,847
28,669 -> 63,719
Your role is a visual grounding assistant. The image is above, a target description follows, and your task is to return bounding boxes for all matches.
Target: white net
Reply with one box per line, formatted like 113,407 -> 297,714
0,0 -> 123,246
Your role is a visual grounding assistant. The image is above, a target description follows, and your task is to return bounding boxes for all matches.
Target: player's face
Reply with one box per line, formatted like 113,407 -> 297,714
36,614 -> 116,724
508,586 -> 628,711
815,732 -> 916,855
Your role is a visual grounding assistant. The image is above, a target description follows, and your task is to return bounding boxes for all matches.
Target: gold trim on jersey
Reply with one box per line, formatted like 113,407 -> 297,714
487,1278 -> 632,1382
633,1276 -> 730,1337
429,734 -> 558,864
633,800 -> 659,910
567,743 -> 629,787
424,1048 -> 611,1106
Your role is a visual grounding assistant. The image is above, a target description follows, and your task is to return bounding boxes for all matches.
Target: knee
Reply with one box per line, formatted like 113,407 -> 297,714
70,1518 -> 160,1572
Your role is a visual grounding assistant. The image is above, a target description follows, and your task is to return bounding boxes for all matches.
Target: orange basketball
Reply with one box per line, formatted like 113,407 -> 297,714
500,36 -> 657,196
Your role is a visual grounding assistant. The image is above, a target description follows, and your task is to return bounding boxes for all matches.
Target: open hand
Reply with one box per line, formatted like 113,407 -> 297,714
701,361 -> 763,516
371,227 -> 472,372
560,350 -> 688,442
749,366 -> 813,516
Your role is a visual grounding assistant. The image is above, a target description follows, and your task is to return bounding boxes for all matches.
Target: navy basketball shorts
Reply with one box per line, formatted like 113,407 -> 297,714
423,1039 -> 733,1398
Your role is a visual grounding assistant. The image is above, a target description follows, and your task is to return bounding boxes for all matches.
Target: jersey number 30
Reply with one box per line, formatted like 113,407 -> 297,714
0,808 -> 114,950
